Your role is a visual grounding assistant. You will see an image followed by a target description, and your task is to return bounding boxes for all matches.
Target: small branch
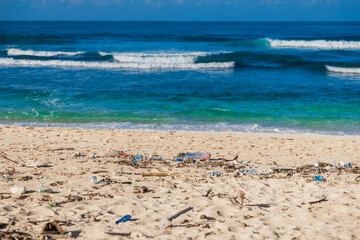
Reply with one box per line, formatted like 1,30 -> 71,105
6,217 -> 15,232
168,207 -> 194,221
309,196 -> 327,205
0,152 -> 19,165
142,173 -> 168,177
204,189 -> 212,197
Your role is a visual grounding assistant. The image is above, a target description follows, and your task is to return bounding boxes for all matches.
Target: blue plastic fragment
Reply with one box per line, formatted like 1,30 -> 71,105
175,158 -> 182,162
208,172 -> 221,176
315,176 -> 324,181
347,163 -> 352,168
135,155 -> 142,160
242,170 -> 249,173
116,215 -> 132,224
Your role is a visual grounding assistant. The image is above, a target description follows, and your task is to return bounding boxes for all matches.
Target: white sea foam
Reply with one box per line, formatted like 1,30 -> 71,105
266,38 -> 360,50
326,65 -> 360,74
7,48 -> 85,57
100,51 -> 211,64
0,57 -> 234,70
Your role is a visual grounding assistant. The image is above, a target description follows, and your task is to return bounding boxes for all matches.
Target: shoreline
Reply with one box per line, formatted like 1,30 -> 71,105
0,126 -> 359,239
1,121 -> 358,136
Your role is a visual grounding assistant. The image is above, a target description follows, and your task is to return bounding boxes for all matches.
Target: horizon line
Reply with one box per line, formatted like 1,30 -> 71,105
1,20 -> 360,23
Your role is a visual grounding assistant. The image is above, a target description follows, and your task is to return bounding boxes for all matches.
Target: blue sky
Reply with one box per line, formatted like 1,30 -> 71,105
1,0 -> 360,21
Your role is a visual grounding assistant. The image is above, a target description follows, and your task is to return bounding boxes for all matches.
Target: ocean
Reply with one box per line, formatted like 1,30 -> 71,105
0,21 -> 360,134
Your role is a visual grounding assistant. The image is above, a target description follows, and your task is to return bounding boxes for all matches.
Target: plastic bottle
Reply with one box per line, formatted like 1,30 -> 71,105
183,152 -> 211,161
159,219 -> 170,228
150,155 -> 163,160
250,168 -> 257,174
9,186 -> 26,195
90,176 -> 97,184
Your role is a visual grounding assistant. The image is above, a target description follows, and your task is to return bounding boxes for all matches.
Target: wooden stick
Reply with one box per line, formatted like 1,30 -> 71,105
168,207 -> 193,221
6,217 -> 15,232
309,196 -> 327,204
204,189 -> 212,197
142,173 -> 168,177
0,152 -> 19,165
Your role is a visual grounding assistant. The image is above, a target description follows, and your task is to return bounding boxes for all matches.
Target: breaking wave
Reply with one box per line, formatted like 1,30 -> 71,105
0,57 -> 234,70
267,38 -> 360,50
100,51 -> 211,64
326,65 -> 360,74
7,48 -> 85,57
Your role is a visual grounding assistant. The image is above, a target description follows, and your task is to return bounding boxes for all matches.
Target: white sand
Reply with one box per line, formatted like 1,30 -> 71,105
0,126 -> 360,239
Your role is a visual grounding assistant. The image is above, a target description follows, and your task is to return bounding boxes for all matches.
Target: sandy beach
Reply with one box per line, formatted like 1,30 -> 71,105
1,125 -> 360,239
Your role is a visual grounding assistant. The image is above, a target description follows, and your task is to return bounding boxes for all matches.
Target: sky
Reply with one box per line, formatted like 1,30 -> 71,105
1,0 -> 360,21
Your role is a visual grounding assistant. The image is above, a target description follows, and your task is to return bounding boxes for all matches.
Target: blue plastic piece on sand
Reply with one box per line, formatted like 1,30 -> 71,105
135,155 -> 142,160
315,176 -> 324,181
116,215 -> 132,224
208,172 -> 221,176
347,163 -> 352,168
176,158 -> 182,162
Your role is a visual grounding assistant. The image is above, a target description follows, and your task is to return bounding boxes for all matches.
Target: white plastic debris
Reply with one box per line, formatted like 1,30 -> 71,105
26,160 -> 46,167
9,186 -> 26,195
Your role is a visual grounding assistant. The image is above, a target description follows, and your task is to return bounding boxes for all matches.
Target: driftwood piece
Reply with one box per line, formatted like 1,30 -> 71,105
5,217 -> 15,232
142,173 -> 168,177
204,189 -> 212,197
168,207 -> 194,221
105,232 -> 131,236
309,196 -> 327,205
0,152 -> 19,165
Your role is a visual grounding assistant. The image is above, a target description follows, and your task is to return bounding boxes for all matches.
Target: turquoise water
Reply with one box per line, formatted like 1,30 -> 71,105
0,22 -> 360,134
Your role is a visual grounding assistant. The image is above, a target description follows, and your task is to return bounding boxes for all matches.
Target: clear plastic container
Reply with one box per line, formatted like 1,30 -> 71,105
183,152 -> 211,160
90,176 -> 97,184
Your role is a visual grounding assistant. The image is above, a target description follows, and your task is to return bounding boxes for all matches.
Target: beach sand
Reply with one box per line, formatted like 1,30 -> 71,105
0,126 -> 360,239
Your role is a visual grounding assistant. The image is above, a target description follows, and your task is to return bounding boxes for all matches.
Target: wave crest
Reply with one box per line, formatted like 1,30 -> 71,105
7,48 -> 84,57
0,57 -> 234,70
100,51 -> 211,64
326,65 -> 360,74
266,38 -> 360,50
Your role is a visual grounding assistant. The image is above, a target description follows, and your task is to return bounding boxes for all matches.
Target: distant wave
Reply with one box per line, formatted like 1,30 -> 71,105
100,51 -> 211,64
326,65 -> 360,74
0,57 -> 234,70
266,38 -> 360,50
7,48 -> 85,57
